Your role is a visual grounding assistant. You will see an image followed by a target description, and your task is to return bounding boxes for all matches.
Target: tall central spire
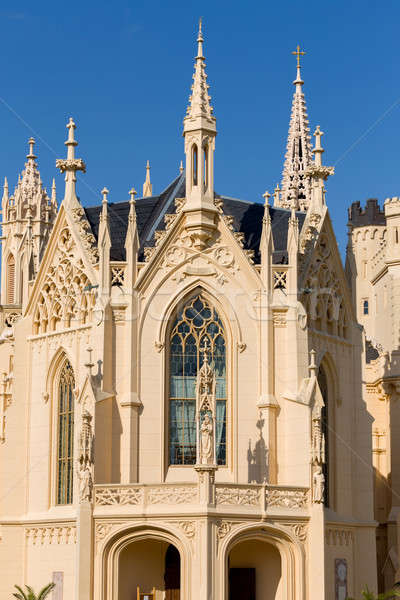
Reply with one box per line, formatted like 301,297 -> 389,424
182,19 -> 218,247
275,45 -> 313,211
184,18 -> 216,130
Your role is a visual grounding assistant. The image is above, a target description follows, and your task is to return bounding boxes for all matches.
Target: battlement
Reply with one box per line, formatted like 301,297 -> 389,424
348,198 -> 385,228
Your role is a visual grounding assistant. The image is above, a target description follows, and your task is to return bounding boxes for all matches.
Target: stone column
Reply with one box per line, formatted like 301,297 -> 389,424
75,501 -> 93,600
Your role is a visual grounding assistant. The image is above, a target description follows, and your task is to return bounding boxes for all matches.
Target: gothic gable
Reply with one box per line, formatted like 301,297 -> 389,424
26,207 -> 97,334
135,197 -> 261,295
300,213 -> 354,339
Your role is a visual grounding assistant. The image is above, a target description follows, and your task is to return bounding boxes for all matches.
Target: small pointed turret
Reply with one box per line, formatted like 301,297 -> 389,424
56,117 -> 86,206
306,125 -> 334,211
98,187 -> 111,296
276,46 -> 313,210
51,178 -> 57,205
260,190 -> 274,289
125,187 -> 139,287
179,160 -> 184,174
142,160 -> 153,197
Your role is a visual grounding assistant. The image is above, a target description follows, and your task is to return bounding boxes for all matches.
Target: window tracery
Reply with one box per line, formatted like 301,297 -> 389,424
33,227 -> 96,334
302,232 -> 348,338
56,361 -> 75,505
169,294 -> 226,466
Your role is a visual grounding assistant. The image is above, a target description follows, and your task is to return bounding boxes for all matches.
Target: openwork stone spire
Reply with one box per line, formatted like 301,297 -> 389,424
276,46 -> 313,211
184,18 -> 216,132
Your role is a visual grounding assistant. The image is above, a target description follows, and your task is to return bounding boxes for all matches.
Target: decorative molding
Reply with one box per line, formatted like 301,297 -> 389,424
325,528 -> 353,546
267,488 -> 309,509
25,525 -> 76,545
216,486 -> 260,507
280,521 -> 308,542
95,487 -> 143,506
147,486 -> 198,505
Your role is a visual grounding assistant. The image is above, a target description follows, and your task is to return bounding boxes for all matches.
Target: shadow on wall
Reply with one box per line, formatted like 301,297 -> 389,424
247,414 -> 268,484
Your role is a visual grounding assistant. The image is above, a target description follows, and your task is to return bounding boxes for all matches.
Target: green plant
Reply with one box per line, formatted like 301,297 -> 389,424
13,583 -> 55,600
348,585 -> 400,600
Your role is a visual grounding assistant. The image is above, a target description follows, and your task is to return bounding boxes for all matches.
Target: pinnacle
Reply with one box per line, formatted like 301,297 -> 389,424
277,62 -> 313,210
184,20 -> 216,131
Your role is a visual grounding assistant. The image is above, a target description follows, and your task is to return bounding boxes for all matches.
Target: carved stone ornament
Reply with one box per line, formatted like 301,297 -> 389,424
77,409 -> 94,503
267,488 -> 309,509
25,526 -> 76,545
95,486 -> 143,506
216,486 -> 260,507
55,158 -> 86,173
147,486 -> 198,505
33,227 -> 97,334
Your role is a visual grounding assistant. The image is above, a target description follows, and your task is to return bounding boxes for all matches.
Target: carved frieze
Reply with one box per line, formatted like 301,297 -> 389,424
95,487 -> 143,506
147,486 -> 198,505
267,488 -> 309,509
216,486 -> 260,507
25,526 -> 76,545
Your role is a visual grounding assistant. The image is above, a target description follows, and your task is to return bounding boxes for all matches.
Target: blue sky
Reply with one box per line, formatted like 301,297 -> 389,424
0,0 -> 399,255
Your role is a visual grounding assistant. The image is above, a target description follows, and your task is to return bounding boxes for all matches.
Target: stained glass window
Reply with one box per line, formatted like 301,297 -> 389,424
169,295 -> 227,465
56,361 -> 74,504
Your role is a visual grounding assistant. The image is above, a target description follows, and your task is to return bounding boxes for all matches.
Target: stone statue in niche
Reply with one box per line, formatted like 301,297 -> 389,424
79,464 -> 93,502
77,409 -> 94,502
312,464 -> 325,503
196,339 -> 216,466
200,414 -> 213,465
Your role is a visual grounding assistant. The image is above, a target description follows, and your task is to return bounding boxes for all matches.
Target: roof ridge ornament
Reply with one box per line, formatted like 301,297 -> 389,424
143,160 -> 153,197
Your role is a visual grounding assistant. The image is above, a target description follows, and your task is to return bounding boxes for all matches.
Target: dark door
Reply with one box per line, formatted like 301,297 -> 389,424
229,568 -> 256,600
165,545 -> 180,600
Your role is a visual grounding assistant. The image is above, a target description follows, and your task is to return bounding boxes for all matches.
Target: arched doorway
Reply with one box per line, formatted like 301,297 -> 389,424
228,538 -> 282,600
118,540 -> 180,599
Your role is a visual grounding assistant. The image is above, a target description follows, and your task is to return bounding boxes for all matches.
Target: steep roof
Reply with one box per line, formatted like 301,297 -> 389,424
84,173 -> 306,264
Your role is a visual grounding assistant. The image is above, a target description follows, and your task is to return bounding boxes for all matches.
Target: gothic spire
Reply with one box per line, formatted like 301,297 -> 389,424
184,18 -> 216,133
276,45 -> 313,211
142,160 -> 153,197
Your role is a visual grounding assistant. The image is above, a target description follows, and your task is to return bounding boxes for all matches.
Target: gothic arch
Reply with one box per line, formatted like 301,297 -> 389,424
316,351 -> 337,509
162,285 -> 233,474
46,348 -> 76,505
218,522 -> 305,600
6,252 -> 15,304
98,522 -> 191,600
153,279 -> 243,353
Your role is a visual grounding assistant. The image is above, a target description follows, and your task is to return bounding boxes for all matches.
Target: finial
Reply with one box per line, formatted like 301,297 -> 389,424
129,187 -> 137,205
27,137 -> 36,160
200,338 -> 210,364
313,125 -> 324,166
4,177 -> 8,191
263,190 -> 271,207
101,187 -> 109,204
179,160 -> 184,174
292,44 -> 305,69
51,178 -> 56,202
292,44 -> 305,88
84,346 -> 94,376
66,117 -> 77,146
143,161 -> 153,197
56,117 -> 86,201
197,17 -> 204,58
309,349 -> 317,377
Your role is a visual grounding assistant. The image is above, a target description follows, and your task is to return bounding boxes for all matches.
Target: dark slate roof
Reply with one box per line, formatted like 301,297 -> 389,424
84,173 -> 306,264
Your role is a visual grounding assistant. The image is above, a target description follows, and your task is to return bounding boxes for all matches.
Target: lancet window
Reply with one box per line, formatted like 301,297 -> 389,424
192,145 -> 198,187
56,361 -> 75,504
318,365 -> 329,507
6,253 -> 15,304
169,294 -> 227,466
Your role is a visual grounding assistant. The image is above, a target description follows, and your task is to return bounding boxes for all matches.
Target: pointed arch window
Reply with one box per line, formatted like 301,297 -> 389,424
56,361 -> 75,504
169,294 -> 226,465
6,253 -> 15,304
203,145 -> 208,190
192,145 -> 198,187
318,365 -> 330,507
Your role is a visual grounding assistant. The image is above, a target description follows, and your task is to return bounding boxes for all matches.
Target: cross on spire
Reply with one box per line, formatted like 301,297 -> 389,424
292,44 -> 305,69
